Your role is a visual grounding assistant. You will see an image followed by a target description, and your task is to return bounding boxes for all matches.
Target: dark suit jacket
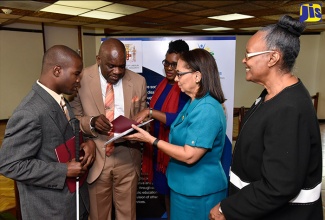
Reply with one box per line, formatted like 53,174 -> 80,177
0,83 -> 89,219
70,64 -> 147,183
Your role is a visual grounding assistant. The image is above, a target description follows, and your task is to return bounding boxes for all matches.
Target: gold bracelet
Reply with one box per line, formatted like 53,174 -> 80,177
149,108 -> 153,118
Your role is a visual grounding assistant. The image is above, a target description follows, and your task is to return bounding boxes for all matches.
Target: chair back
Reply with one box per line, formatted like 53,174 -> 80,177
311,92 -> 319,113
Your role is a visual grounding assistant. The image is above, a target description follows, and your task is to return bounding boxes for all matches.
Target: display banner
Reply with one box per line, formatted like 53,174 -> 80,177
102,36 -> 236,220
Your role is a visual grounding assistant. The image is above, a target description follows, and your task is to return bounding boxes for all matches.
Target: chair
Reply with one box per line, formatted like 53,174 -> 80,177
232,93 -> 319,141
233,106 -> 247,141
311,92 -> 319,113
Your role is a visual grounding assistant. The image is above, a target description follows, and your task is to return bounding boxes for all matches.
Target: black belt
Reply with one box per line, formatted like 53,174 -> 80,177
114,141 -> 141,151
114,141 -> 128,147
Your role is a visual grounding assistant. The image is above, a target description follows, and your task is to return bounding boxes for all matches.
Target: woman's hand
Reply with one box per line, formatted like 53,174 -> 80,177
132,108 -> 150,123
124,124 -> 156,144
209,203 -> 225,220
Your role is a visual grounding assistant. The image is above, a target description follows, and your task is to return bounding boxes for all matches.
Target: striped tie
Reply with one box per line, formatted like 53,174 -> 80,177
105,83 -> 114,121
104,83 -> 114,156
60,96 -> 70,121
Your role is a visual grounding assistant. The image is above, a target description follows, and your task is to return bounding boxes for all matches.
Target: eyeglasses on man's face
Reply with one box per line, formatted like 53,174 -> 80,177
162,60 -> 177,70
245,50 -> 274,60
175,70 -> 194,78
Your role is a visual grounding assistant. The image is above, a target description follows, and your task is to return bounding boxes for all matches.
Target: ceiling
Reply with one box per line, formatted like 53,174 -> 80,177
0,1 -> 325,35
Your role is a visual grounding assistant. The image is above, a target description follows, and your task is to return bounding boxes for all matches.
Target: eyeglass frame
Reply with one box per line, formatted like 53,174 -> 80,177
245,50 -> 274,60
175,70 -> 195,78
162,59 -> 177,70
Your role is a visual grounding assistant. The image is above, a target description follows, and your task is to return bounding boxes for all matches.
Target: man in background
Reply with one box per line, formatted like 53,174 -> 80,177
70,38 -> 147,220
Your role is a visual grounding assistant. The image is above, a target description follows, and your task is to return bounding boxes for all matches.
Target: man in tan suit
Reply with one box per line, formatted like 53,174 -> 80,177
70,38 -> 147,220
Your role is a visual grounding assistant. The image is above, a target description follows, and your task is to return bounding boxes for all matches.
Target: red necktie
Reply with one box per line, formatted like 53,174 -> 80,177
104,83 -> 114,156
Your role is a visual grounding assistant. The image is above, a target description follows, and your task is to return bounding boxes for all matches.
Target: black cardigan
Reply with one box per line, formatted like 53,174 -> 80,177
222,80 -> 323,220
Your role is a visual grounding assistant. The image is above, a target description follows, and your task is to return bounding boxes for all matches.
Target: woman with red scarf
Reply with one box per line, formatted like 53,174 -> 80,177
134,39 -> 189,219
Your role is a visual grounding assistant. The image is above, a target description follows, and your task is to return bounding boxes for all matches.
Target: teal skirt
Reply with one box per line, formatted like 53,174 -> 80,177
170,189 -> 227,220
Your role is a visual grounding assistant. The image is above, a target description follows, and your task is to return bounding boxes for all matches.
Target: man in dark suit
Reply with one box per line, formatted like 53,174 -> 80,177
70,38 -> 147,220
0,45 -> 96,220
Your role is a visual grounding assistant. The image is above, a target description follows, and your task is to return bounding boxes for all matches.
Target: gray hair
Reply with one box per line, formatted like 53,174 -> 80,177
260,15 -> 306,72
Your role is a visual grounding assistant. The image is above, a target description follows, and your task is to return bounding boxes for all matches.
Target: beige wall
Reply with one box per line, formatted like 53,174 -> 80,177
234,34 -> 323,119
44,25 -> 79,53
0,23 -> 43,119
315,32 -> 325,119
82,29 -> 106,67
82,28 -> 97,67
0,23 -> 324,119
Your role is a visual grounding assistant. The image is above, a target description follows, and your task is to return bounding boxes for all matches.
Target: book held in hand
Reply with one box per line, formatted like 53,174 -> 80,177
55,131 -> 88,193
105,115 -> 153,145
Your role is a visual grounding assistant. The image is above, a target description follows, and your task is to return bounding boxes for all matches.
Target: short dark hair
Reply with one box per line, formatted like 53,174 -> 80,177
261,15 -> 306,72
179,48 -> 225,103
166,39 -> 189,54
42,45 -> 81,72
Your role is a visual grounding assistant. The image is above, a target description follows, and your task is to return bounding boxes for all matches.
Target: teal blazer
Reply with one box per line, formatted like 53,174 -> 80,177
167,93 -> 227,196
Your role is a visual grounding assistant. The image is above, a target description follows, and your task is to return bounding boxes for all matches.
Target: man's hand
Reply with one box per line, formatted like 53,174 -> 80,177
91,114 -> 113,134
80,139 -> 96,168
66,159 -> 86,177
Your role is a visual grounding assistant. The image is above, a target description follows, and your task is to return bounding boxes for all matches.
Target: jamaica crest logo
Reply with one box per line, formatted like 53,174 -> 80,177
197,43 -> 215,56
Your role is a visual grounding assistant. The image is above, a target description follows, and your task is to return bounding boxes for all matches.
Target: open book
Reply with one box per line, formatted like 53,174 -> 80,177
104,115 -> 153,145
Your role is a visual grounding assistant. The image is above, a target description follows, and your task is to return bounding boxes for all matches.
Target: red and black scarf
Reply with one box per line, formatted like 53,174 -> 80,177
142,78 -> 181,182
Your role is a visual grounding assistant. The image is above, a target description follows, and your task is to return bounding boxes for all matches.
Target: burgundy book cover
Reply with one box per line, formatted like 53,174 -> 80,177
55,131 -> 88,193
112,115 -> 139,133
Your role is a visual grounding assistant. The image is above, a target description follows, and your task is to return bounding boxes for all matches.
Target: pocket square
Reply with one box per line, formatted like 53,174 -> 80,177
131,96 -> 139,102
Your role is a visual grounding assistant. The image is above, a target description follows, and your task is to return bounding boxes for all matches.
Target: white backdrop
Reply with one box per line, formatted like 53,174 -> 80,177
118,36 -> 236,140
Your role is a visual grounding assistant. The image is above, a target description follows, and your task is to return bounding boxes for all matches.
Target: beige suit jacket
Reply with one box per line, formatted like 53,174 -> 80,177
70,64 -> 147,183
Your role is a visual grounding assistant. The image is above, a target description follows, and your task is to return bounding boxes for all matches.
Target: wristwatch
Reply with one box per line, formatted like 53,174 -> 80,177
90,116 -> 96,131
149,108 -> 153,118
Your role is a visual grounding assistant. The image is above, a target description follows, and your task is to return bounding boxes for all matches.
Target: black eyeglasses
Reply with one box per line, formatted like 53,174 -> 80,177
176,71 -> 194,78
162,60 -> 177,70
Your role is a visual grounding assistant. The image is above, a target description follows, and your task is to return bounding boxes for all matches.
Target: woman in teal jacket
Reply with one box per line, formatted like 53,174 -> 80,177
126,48 -> 228,220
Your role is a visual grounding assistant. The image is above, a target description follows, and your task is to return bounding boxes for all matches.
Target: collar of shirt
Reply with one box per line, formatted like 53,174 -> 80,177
37,80 -> 62,105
